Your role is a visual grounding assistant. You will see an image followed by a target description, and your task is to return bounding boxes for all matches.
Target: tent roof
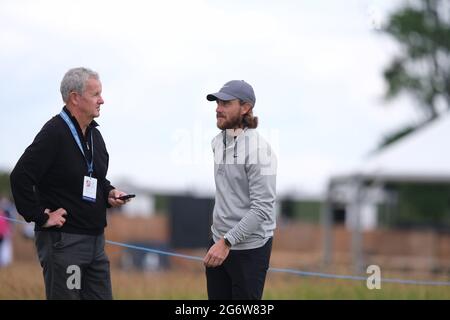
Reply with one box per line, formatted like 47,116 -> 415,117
331,113 -> 450,184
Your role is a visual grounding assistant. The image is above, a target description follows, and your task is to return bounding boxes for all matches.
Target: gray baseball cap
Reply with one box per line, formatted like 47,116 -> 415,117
207,80 -> 256,106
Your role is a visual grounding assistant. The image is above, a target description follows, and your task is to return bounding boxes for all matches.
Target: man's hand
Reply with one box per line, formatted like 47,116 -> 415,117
43,208 -> 67,228
108,189 -> 131,207
203,238 -> 230,268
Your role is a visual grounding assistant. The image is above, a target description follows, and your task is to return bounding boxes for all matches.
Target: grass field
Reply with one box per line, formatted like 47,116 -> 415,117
1,262 -> 450,299
2,216 -> 450,299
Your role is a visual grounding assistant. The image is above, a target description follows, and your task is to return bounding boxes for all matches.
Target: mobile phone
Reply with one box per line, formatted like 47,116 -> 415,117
116,194 -> 136,201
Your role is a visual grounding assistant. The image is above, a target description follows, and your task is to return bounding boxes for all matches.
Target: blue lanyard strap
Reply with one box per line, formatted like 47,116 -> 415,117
59,110 -> 94,175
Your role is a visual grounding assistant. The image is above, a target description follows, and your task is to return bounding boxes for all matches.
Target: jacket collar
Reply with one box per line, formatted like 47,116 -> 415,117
63,106 -> 99,129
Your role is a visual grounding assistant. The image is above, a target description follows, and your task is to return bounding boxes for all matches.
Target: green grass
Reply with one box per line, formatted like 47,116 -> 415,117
263,274 -> 450,299
2,262 -> 450,299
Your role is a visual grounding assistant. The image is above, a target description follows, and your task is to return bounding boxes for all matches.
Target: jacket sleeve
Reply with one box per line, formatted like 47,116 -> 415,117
225,147 -> 277,245
10,122 -> 59,226
104,177 -> 115,208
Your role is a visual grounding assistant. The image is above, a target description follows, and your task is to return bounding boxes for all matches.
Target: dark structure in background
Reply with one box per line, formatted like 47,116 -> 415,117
118,192 -> 215,271
279,196 -> 322,223
120,241 -> 170,271
280,196 -> 296,220
169,195 -> 214,248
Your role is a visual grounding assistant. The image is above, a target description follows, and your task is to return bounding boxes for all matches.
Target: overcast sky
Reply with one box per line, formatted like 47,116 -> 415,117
0,0 -> 423,197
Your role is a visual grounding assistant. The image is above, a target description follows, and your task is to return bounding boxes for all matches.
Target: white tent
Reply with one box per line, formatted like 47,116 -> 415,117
335,113 -> 450,182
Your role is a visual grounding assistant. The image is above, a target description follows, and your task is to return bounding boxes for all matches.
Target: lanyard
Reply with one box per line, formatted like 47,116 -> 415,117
59,110 -> 94,175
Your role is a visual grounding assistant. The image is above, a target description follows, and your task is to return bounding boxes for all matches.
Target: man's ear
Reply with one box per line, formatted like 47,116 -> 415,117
240,102 -> 252,115
68,92 -> 78,106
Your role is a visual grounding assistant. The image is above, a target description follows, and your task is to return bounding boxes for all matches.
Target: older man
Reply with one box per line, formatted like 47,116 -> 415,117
10,67 -> 130,300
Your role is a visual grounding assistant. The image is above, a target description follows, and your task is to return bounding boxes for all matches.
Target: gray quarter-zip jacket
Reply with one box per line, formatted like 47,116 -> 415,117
211,128 -> 277,250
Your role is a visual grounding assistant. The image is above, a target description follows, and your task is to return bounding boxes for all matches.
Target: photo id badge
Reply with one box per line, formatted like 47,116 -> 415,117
82,176 -> 97,202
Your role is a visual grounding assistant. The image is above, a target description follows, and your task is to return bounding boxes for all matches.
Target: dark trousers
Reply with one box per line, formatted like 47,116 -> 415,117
34,231 -> 112,300
205,238 -> 272,300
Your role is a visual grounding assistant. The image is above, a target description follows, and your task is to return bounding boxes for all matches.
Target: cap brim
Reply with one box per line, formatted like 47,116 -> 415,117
206,92 -> 236,101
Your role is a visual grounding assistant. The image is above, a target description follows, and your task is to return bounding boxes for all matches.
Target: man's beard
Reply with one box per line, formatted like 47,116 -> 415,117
217,113 -> 243,130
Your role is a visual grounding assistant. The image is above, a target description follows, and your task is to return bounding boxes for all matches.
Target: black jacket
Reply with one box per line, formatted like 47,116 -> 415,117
10,107 -> 115,235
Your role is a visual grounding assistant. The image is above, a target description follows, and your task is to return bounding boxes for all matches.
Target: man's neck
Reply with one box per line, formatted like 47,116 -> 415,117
66,106 -> 91,135
226,127 -> 245,137
231,123 -> 245,130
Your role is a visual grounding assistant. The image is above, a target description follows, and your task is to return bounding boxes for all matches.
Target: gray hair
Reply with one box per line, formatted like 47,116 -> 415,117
60,67 -> 100,103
